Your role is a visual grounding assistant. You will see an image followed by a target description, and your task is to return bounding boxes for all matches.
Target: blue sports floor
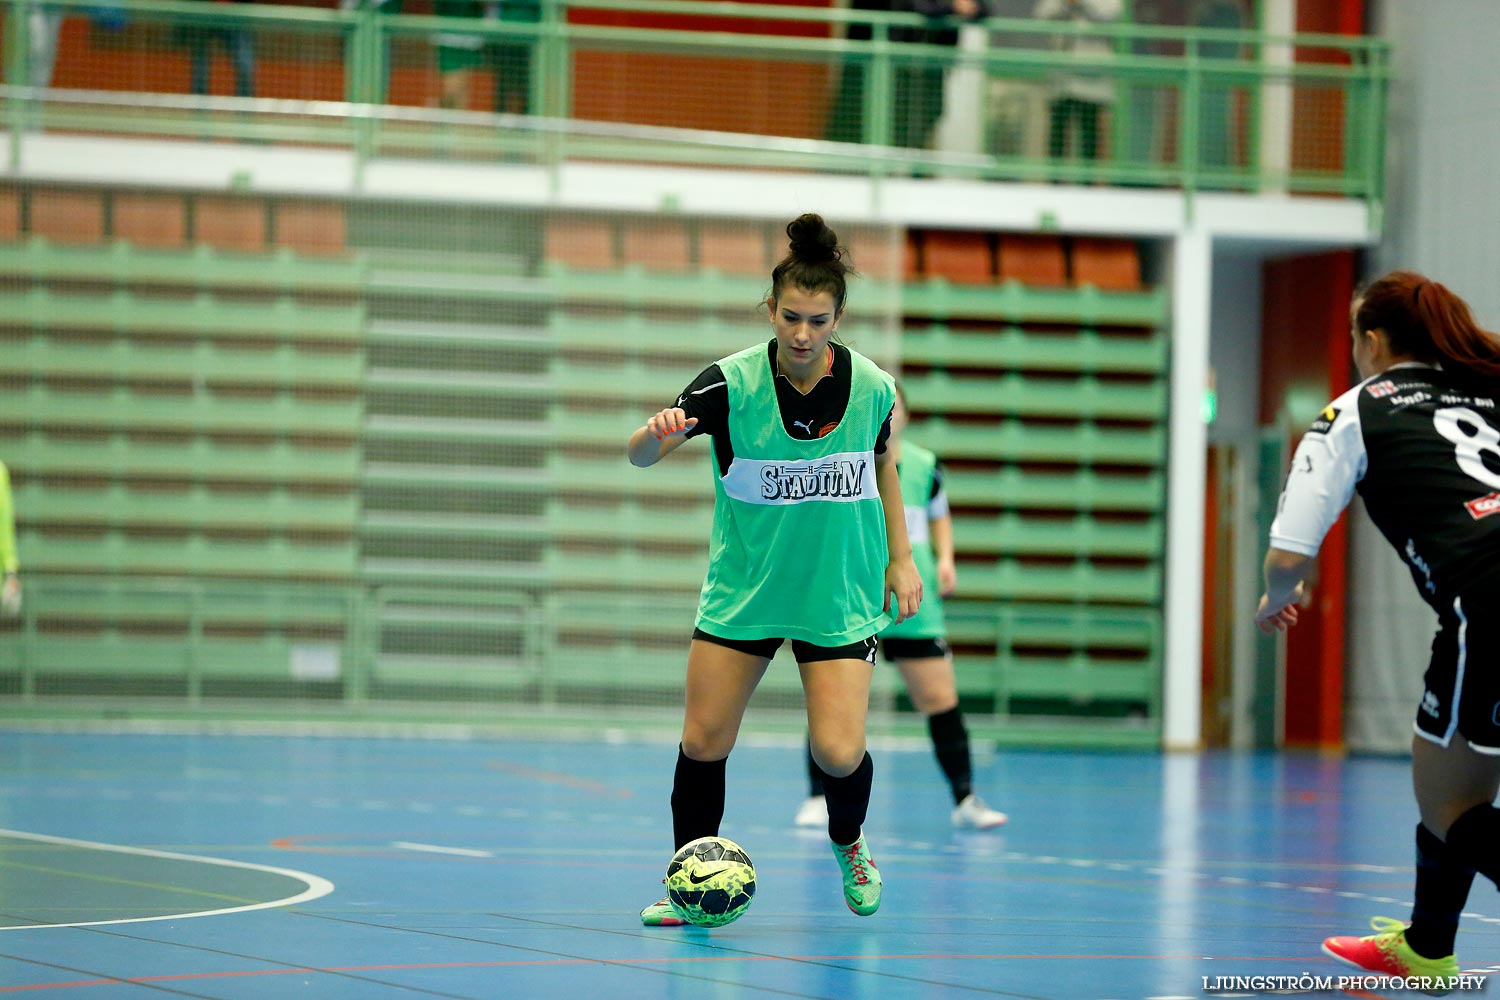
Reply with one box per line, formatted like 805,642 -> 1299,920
0,729 -> 1497,999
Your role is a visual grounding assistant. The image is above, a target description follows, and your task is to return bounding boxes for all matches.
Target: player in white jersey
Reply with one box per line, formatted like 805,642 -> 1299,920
1258,270 -> 1500,983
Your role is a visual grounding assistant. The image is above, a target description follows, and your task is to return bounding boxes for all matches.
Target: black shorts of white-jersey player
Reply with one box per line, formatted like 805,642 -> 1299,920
625,214 -> 923,924
1257,270 -> 1500,979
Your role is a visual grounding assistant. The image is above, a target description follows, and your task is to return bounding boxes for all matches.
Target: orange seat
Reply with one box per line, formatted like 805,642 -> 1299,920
997,233 -> 1067,287
275,201 -> 347,256
30,189 -> 104,244
697,220 -> 767,277
839,227 -> 909,282
621,218 -> 690,273
0,188 -> 20,241
194,196 -> 267,252
1070,237 -> 1142,290
545,215 -> 616,269
922,229 -> 994,285
113,193 -> 186,249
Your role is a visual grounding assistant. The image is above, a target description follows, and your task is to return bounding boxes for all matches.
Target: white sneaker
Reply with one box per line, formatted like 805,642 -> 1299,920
951,793 -> 1008,830
794,794 -> 828,828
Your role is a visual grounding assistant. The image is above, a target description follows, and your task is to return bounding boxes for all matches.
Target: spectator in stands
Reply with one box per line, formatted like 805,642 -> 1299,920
1193,0 -> 1248,177
175,0 -> 256,99
434,0 -> 490,110
489,0 -> 539,115
0,460 -> 19,618
434,0 -> 538,114
827,0 -> 989,152
28,4 -> 64,92
1032,0 -> 1123,172
1122,0 -> 1166,177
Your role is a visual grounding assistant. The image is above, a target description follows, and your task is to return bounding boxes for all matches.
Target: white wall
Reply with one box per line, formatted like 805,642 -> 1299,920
1206,250 -> 1264,747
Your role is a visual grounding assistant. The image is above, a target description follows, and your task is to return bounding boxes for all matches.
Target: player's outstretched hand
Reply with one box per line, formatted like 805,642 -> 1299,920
1253,585 -> 1303,634
885,555 -> 923,625
1,573 -> 19,618
646,408 -> 698,441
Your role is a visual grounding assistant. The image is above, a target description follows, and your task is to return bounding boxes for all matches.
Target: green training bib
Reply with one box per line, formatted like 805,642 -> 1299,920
694,343 -> 896,645
880,440 -> 946,640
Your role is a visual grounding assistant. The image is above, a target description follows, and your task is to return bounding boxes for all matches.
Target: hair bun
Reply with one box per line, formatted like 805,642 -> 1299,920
786,213 -> 840,265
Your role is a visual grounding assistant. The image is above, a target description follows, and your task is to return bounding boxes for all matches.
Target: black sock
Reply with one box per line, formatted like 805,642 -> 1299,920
1406,823 -> 1475,959
669,745 -> 725,851
805,738 -> 825,797
1444,803 -> 1500,887
927,706 -> 973,805
822,751 -> 873,847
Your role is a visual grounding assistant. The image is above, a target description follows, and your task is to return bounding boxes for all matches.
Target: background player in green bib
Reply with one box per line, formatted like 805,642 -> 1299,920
0,460 -> 18,618
794,384 -> 1007,831
627,214 -> 922,923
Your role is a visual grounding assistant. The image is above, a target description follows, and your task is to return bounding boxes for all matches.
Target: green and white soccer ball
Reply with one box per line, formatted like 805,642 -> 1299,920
665,836 -> 756,927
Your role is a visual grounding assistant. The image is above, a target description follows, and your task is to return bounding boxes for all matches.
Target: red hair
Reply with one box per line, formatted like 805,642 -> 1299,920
1355,270 -> 1500,380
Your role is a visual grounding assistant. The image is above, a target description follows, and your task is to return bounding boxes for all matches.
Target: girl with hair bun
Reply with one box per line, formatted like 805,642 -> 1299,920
1257,270 -> 1500,980
627,213 -> 922,922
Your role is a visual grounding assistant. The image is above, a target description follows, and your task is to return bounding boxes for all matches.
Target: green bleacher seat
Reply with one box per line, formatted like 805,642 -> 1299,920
3,335 -> 361,389
0,432 -> 359,485
17,482 -> 357,533
911,417 -> 1166,465
549,312 -> 760,360
0,238 -> 367,293
937,466 -> 1164,512
365,367 -> 551,400
8,384 -> 361,436
0,288 -> 365,341
544,263 -> 766,309
999,654 -> 1158,703
544,549 -> 706,591
545,500 -> 713,544
951,513 -> 1163,558
900,324 -> 1167,374
902,370 -> 1166,420
21,531 -> 358,580
552,358 -> 699,403
897,279 -> 1168,326
957,560 -> 1161,603
1001,602 -> 1161,647
550,452 -> 710,497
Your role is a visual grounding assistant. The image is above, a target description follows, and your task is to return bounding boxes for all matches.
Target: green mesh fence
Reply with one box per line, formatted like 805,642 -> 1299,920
0,0 -> 1389,741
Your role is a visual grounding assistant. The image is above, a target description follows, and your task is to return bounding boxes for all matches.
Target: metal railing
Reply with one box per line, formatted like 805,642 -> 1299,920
0,0 -> 1389,200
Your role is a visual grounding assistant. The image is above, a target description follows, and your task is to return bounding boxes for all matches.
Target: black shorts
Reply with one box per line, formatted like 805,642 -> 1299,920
880,637 -> 951,663
692,628 -> 878,664
1415,594 -> 1500,754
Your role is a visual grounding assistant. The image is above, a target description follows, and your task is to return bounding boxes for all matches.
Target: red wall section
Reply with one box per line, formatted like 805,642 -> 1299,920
567,0 -> 835,136
1261,249 -> 1356,748
1291,0 -> 1365,177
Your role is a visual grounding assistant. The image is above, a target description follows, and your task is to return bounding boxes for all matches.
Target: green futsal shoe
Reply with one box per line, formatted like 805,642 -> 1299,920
640,883 -> 686,927
832,833 -> 882,916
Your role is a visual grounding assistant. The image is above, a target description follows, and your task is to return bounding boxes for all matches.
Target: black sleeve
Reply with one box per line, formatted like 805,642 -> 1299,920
874,407 -> 893,455
673,363 -> 728,440
930,461 -> 945,501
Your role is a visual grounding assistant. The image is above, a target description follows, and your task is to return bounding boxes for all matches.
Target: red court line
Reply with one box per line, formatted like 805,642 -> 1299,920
0,953 -> 1330,992
485,759 -> 635,798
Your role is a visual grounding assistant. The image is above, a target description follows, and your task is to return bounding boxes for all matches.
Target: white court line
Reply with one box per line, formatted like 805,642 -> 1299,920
0,827 -> 335,931
391,841 -> 494,858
